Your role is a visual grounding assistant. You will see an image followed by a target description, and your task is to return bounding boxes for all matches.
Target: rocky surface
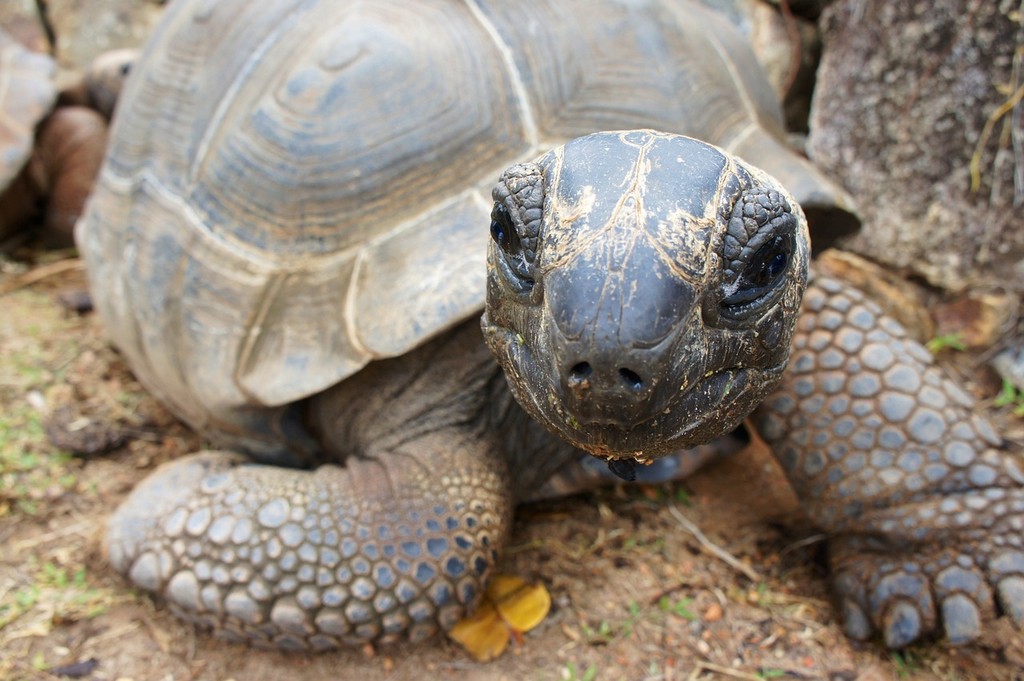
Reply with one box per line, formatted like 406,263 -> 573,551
808,0 -> 1023,295
1,0 -> 163,79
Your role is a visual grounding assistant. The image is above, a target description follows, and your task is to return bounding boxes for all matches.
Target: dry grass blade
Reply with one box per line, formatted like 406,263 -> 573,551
970,80 -> 1024,194
687,661 -> 772,681
0,258 -> 84,296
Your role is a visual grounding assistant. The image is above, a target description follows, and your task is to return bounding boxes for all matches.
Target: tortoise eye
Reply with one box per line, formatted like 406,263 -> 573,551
489,201 -> 534,291
719,185 -> 798,316
490,202 -> 525,259
721,233 -> 793,310
745,235 -> 790,289
489,204 -> 516,250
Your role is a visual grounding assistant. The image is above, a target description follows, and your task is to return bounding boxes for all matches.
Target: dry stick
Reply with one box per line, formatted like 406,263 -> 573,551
667,503 -> 762,583
0,258 -> 84,296
688,661 -> 771,681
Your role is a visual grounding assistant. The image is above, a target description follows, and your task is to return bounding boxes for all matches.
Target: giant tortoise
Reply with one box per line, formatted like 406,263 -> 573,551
76,0 -> 1023,652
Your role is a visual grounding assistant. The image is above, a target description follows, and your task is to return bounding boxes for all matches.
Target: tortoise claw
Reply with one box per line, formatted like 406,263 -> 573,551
882,600 -> 922,649
828,535 -> 1024,647
996,576 -> 1024,625
991,550 -> 1024,626
105,447 -> 513,649
831,562 -> 937,648
839,597 -> 872,641
940,595 -> 982,645
870,570 -> 935,649
932,564 -> 993,645
830,542 -> 947,648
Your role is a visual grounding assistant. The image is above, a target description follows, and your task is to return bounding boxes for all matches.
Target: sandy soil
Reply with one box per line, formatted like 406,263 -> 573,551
1,261 -> 1023,681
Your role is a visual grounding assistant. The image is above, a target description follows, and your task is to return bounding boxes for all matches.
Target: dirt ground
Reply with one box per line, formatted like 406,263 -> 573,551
2,259 -> 1024,681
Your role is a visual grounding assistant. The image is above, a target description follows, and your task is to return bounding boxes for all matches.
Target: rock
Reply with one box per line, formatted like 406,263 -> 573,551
45,0 -> 164,81
808,0 -> 1023,295
992,344 -> 1024,392
933,291 -> 1017,351
45,403 -> 130,455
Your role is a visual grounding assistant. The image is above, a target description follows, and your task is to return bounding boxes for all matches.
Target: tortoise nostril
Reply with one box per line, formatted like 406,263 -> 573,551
569,362 -> 592,382
564,362 -> 646,395
619,368 -> 644,391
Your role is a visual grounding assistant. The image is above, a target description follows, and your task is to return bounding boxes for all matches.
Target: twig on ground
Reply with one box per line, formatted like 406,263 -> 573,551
686,661 -> 767,681
667,503 -> 762,583
0,258 -> 84,296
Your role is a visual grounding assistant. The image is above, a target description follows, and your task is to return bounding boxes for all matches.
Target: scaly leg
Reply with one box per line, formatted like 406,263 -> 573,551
752,275 -> 1024,647
105,325 -> 514,651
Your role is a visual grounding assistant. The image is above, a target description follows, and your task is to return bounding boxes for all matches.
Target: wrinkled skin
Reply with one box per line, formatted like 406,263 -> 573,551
58,48 -> 137,120
0,105 -> 108,248
104,131 -> 1024,651
31,107 -> 109,247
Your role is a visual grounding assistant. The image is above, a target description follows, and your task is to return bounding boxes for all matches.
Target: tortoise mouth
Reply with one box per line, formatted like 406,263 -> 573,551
483,316 -> 780,460
561,367 -> 761,460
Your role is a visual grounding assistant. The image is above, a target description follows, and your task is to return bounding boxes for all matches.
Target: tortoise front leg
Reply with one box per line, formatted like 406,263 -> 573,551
105,323 -> 519,651
751,275 -> 1024,648
106,430 -> 511,651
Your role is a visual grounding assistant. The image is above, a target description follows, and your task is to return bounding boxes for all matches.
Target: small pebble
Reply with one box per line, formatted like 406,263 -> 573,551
703,603 -> 723,622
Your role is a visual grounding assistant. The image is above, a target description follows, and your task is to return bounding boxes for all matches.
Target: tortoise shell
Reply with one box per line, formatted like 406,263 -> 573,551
77,0 -> 847,448
0,28 -> 57,194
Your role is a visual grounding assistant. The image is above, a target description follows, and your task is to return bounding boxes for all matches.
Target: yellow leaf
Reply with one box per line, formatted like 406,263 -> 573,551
447,600 -> 510,662
448,575 -> 552,661
490,575 -> 551,633
485,574 -> 529,602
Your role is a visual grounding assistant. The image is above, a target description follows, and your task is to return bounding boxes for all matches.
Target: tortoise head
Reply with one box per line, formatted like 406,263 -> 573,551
482,130 -> 810,466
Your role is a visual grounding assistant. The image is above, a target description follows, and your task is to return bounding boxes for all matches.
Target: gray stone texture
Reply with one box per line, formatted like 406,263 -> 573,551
808,0 -> 1023,294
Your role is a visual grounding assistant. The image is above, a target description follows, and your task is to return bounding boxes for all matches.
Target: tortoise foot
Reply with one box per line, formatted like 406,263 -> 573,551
828,489 -> 1024,648
106,450 -> 512,650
